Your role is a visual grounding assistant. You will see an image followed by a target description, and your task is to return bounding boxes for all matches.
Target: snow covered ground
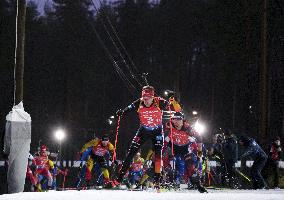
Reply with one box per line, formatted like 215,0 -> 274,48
0,189 -> 284,200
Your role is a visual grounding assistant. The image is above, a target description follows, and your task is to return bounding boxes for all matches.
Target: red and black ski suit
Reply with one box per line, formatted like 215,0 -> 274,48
117,97 -> 168,182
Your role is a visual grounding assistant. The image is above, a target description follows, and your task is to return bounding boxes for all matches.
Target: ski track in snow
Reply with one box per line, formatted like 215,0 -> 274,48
1,189 -> 284,200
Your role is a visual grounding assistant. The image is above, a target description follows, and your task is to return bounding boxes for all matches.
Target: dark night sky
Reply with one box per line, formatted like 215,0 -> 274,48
1,0 -> 283,159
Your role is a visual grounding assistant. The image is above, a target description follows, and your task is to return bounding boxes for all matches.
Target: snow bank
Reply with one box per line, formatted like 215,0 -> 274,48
0,189 -> 283,200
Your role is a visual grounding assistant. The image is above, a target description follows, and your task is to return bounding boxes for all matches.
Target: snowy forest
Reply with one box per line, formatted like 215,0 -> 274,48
0,0 -> 284,159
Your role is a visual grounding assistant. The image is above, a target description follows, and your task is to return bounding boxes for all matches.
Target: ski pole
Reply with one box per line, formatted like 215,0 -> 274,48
208,172 -> 211,186
61,168 -> 68,190
165,103 -> 174,157
112,115 -> 122,162
235,169 -> 251,182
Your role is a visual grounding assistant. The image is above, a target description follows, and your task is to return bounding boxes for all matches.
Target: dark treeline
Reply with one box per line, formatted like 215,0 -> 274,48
0,0 -> 283,159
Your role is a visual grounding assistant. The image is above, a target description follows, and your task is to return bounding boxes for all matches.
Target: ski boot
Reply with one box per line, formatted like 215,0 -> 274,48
174,179 -> 181,189
104,179 -> 114,189
112,179 -> 121,188
190,173 -> 208,193
187,180 -> 194,190
124,179 -> 131,189
112,178 -> 131,189
153,173 -> 162,192
197,184 -> 208,193
134,183 -> 143,190
153,181 -> 161,192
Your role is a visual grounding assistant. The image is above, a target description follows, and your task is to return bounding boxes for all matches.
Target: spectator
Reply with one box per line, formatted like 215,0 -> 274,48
223,129 -> 238,188
239,136 -> 268,189
269,136 -> 282,188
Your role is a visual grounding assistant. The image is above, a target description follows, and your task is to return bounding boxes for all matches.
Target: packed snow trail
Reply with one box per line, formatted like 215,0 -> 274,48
0,189 -> 284,200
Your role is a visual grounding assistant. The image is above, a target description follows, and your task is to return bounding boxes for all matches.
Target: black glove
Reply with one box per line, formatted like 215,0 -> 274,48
113,160 -> 118,165
165,90 -> 175,98
79,161 -> 83,168
116,109 -> 124,116
30,164 -> 36,171
2,152 -> 8,160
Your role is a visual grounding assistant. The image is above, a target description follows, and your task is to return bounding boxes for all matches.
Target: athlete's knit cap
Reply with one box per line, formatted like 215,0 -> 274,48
102,135 -> 109,141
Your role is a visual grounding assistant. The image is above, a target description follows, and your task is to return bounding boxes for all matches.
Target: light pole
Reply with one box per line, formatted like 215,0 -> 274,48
54,129 -> 66,165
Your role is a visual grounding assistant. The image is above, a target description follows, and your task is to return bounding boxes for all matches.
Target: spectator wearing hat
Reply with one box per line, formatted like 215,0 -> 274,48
223,129 -> 238,188
239,136 -> 268,189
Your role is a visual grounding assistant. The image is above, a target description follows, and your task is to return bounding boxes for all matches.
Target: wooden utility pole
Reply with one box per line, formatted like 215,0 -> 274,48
232,83 -> 237,130
5,1 -> 30,193
175,61 -> 181,102
210,84 -> 215,122
14,0 -> 26,105
259,0 -> 268,144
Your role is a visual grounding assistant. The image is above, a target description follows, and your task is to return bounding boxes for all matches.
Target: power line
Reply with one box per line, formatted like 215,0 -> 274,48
87,11 -> 137,95
96,0 -> 143,83
90,0 -> 144,88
